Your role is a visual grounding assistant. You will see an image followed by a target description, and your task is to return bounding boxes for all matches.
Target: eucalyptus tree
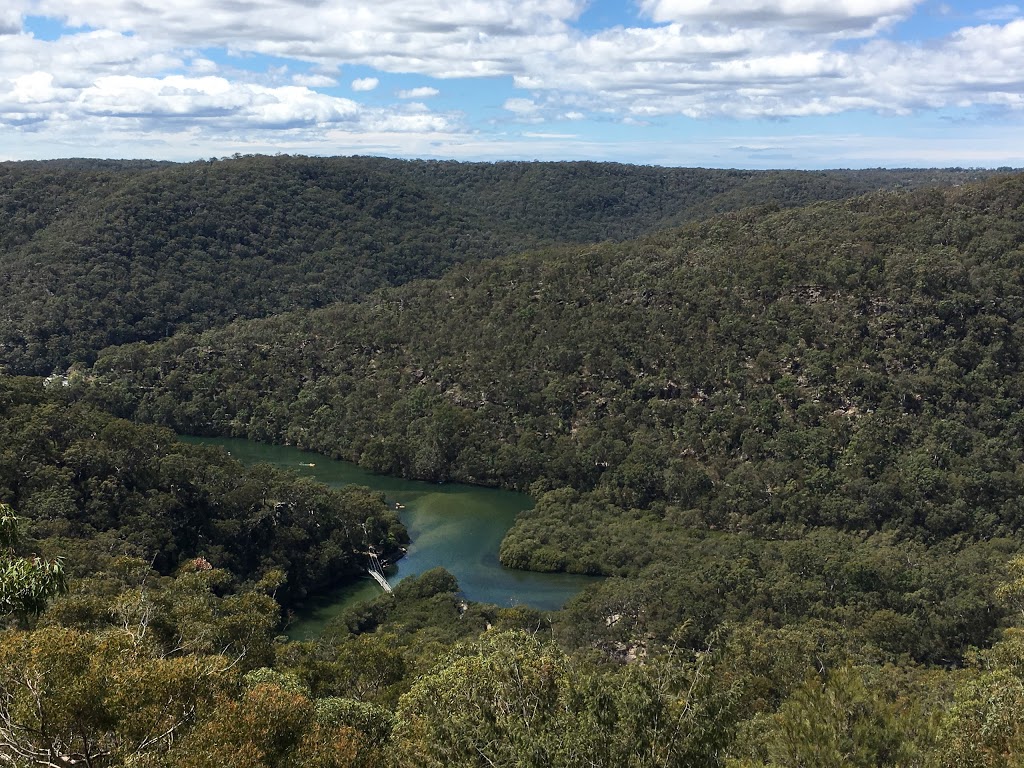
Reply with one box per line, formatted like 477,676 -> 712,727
0,503 -> 66,628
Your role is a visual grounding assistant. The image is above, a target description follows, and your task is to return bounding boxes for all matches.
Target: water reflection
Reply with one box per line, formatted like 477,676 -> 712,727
181,436 -> 599,639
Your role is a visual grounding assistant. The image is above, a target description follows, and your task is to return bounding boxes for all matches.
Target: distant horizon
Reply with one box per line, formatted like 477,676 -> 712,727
3,0 -> 1023,169
3,153 -> 1022,174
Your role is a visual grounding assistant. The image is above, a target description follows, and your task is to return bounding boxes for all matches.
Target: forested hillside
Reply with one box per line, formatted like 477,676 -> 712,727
81,173 -> 1024,661
87,176 -> 1024,527
0,377 -> 405,607
0,156 -> 999,375
7,161 -> 1024,765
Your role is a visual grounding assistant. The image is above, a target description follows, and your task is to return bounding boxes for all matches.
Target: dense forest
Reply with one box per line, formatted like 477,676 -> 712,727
4,158 -> 1024,765
0,377 -> 406,607
0,157 -> 1000,375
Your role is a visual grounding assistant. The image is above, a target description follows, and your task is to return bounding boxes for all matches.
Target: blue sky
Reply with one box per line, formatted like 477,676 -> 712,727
1,0 -> 1023,168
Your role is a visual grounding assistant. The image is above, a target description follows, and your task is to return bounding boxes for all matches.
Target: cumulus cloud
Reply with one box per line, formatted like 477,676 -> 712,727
0,66 -> 455,141
351,77 -> 379,91
638,0 -> 921,33
2,0 -> 1024,160
28,0 -> 582,78
503,97 -> 537,113
0,9 -> 22,35
293,73 -> 338,87
506,12 -> 1024,120
976,4 -> 1021,20
0,72 -> 362,128
189,57 -> 219,74
73,76 -> 365,129
397,86 -> 439,98
16,0 -> 1014,125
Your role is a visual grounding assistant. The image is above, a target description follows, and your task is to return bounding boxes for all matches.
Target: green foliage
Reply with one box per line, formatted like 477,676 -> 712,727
393,566 -> 459,599
931,570 -> 1024,767
935,665 -> 1024,768
763,666 -> 925,767
392,629 -> 740,767
81,173 -> 1024,663
7,162 -> 1024,765
0,554 -> 66,624
173,682 -> 365,768
994,554 -> 1024,620
0,625 -> 228,766
557,531 -> 1013,664
245,666 -> 310,695
314,697 -> 395,748
0,512 -> 20,549
0,379 -> 406,608
0,504 -> 66,625
3,156 -> 980,375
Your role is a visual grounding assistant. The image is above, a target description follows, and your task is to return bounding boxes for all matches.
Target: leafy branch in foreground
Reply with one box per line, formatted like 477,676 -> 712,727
0,504 -> 66,627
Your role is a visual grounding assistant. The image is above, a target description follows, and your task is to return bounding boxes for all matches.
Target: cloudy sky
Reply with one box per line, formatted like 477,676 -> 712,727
1,0 -> 1022,168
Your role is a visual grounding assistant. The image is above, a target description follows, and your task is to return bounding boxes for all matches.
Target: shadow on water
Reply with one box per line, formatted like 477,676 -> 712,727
180,436 -> 601,640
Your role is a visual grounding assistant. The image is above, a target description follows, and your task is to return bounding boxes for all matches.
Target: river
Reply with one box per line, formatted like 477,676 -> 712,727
182,437 -> 599,639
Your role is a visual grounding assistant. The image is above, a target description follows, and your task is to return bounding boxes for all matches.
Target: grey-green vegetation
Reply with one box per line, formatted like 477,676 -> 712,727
0,156 -> 997,374
2,157 -> 1024,766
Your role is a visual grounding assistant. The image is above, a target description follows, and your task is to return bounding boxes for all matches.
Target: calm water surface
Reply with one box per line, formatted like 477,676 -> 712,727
182,437 -> 599,639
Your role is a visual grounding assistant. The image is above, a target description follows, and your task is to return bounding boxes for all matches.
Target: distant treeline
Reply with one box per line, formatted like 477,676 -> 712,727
0,155 -> 1002,374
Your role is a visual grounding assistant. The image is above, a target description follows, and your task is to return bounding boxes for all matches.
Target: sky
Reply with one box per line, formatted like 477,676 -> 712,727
1,0 -> 1023,168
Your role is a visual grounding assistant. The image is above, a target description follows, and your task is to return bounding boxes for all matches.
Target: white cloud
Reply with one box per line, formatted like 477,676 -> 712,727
976,4 -> 1021,21
397,86 -> 439,98
0,29 -> 182,88
504,97 -> 540,114
71,76 -> 363,127
503,13 -> 1024,120
638,0 -> 921,34
0,67 -> 455,138
8,0 -> 985,128
29,0 -> 582,78
370,112 -> 450,131
0,8 -> 22,35
293,73 -> 338,87
1,0 -> 1023,161
503,97 -> 550,123
190,57 -> 219,74
351,77 -> 379,91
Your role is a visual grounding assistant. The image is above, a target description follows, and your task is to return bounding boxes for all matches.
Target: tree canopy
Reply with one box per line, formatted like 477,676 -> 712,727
0,156 -> 1001,374
5,157 -> 1024,766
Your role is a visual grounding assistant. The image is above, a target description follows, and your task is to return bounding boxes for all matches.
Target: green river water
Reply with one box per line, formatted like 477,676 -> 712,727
183,437 -> 599,639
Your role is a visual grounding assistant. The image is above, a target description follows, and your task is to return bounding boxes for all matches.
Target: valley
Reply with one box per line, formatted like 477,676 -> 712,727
2,157 -> 1024,766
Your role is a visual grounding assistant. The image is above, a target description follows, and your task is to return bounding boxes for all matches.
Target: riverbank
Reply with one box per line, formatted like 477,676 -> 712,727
180,435 -> 601,638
